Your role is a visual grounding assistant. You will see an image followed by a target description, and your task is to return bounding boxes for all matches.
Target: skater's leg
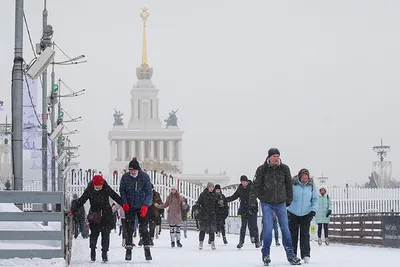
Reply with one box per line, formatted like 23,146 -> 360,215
199,230 -> 206,242
317,223 -> 322,238
260,203 -> 274,258
101,228 -> 111,252
248,213 -> 260,244
124,210 -> 134,249
175,225 -> 181,241
299,215 -> 311,259
137,209 -> 150,246
273,218 -> 279,243
89,223 -> 100,249
288,212 -> 300,257
274,203 -> 296,259
169,225 -> 176,242
324,223 -> 329,238
239,214 -> 248,244
209,232 -> 215,242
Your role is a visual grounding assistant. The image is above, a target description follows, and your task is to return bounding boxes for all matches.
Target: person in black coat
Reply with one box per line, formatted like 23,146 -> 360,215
71,193 -> 89,239
197,182 -> 218,250
226,175 -> 260,248
71,175 -> 121,263
214,184 -> 229,244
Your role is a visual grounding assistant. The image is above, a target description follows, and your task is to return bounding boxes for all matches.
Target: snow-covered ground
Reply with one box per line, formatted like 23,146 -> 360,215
0,230 -> 399,266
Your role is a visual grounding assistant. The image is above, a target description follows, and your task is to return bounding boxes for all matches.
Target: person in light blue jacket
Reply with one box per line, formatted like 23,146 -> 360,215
287,168 -> 318,264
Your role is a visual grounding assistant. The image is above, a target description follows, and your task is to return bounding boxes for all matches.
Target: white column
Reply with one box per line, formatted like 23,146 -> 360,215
178,140 -> 182,161
130,140 -> 136,158
110,141 -> 113,161
116,141 -> 121,160
111,140 -> 117,161
140,140 -> 145,161
168,140 -> 173,161
158,140 -> 164,161
150,140 -> 154,159
121,140 -> 126,161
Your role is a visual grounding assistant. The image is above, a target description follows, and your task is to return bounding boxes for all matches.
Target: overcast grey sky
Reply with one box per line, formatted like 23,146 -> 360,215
1,0 -> 400,186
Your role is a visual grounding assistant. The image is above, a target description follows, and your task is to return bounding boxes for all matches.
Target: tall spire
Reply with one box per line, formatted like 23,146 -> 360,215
136,7 -> 153,80
140,7 -> 149,66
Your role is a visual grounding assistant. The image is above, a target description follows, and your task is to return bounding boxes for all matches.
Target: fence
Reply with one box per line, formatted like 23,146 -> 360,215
0,191 -> 65,259
329,212 -> 400,248
22,171 -> 400,216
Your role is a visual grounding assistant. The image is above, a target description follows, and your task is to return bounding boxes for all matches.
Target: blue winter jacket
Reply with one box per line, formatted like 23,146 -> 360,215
119,170 -> 153,209
287,176 -> 318,217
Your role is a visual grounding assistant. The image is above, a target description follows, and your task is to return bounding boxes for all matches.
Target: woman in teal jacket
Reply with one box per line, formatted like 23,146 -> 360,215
287,169 -> 318,264
315,186 -> 332,245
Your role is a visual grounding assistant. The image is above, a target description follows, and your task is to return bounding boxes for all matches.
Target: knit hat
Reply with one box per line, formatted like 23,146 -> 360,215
171,185 -> 177,190
240,175 -> 248,182
128,158 -> 140,170
268,148 -> 280,158
92,175 -> 104,186
207,181 -> 214,188
214,184 -> 221,190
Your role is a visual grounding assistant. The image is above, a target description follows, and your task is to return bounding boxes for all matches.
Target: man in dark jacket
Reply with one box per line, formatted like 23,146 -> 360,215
71,175 -> 121,263
120,158 -> 153,261
146,184 -> 163,246
249,148 -> 301,266
226,175 -> 260,248
214,184 -> 229,244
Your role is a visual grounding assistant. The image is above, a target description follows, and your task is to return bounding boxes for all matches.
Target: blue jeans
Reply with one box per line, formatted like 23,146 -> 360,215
261,202 -> 295,259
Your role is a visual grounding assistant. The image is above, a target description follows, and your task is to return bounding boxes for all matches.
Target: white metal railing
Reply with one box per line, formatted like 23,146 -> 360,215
22,172 -> 400,215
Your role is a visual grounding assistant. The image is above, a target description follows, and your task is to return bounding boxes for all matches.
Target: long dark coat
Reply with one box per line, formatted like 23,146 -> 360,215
197,188 -> 218,234
71,181 -> 122,232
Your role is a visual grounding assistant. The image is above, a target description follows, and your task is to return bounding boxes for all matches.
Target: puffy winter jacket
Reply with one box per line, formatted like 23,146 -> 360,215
250,159 -> 293,206
119,170 -> 153,209
287,176 -> 318,217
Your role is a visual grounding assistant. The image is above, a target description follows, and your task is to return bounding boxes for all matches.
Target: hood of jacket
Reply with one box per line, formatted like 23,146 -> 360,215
291,175 -> 314,187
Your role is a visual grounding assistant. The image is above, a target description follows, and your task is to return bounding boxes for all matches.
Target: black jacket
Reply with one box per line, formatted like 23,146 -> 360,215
197,188 -> 218,224
249,159 -> 293,206
215,192 -> 229,221
71,199 -> 86,222
71,181 -> 121,231
226,180 -> 256,214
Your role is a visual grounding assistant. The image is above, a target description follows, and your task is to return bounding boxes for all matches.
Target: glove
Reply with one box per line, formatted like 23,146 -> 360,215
248,206 -> 258,216
68,210 -> 73,216
326,210 -> 332,217
140,205 -> 148,218
122,203 -> 130,212
309,211 -> 316,221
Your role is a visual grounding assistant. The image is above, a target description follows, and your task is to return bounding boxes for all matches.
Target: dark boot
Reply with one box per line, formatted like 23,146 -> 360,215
101,251 -> 108,263
237,234 -> 244,249
176,240 -> 183,248
149,238 -> 154,246
254,235 -> 261,248
144,246 -> 152,261
138,238 -> 143,247
125,249 -> 132,261
171,241 -> 175,248
223,236 -> 228,244
90,248 -> 96,262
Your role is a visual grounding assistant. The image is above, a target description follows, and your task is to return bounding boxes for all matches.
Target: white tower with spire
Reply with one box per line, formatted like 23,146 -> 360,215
108,8 -> 184,174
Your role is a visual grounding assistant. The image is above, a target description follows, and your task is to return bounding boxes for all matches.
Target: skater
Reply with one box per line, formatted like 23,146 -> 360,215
249,148 -> 301,266
191,202 -> 200,230
226,175 -> 260,248
197,182 -> 218,250
260,212 -> 280,246
120,158 -> 153,261
214,184 -> 229,244
111,203 -> 119,233
118,204 -> 127,246
70,175 -> 122,263
155,185 -> 187,248
147,184 -> 163,246
316,186 -> 332,246
181,197 -> 190,238
288,168 -> 318,264
70,193 -> 89,239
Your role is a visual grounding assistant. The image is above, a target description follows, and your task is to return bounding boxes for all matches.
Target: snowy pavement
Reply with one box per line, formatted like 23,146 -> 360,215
70,230 -> 399,267
0,230 -> 398,266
